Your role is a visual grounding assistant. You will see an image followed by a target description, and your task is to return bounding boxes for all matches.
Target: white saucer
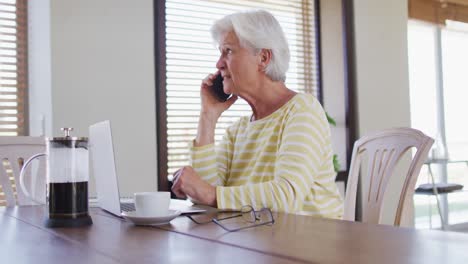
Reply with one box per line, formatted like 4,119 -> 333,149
121,210 -> 181,226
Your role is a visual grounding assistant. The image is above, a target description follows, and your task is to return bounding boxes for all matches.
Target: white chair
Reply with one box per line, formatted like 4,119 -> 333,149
0,137 -> 46,206
343,128 -> 434,226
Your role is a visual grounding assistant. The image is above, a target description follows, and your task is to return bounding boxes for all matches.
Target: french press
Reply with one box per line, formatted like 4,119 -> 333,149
20,128 -> 93,228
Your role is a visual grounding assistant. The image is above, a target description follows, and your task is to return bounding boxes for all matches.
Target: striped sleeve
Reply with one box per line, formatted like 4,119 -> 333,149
190,123 -> 236,186
217,100 -> 330,212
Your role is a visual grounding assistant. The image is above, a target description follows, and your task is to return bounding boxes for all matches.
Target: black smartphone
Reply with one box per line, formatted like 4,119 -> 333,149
211,74 -> 231,102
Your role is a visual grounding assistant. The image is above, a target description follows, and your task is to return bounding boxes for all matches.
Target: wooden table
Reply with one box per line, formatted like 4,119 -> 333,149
159,210 -> 468,264
2,206 -> 468,263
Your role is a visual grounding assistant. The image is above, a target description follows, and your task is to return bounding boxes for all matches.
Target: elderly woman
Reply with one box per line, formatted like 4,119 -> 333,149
171,10 -> 343,219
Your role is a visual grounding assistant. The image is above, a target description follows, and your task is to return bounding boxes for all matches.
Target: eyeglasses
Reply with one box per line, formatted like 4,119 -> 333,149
186,205 -> 275,232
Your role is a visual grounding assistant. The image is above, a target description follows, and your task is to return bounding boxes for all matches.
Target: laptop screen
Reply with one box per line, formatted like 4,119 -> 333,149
89,120 -> 207,216
89,120 -> 123,216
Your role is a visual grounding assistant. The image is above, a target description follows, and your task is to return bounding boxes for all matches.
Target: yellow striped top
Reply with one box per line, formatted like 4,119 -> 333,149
190,94 -> 343,219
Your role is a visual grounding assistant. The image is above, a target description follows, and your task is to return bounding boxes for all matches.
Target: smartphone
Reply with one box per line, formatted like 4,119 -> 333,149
211,74 -> 231,102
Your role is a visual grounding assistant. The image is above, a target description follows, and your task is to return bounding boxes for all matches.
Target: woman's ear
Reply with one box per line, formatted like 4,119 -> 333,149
258,49 -> 272,72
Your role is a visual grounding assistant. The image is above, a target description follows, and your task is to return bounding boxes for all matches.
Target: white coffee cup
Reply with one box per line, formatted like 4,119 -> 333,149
134,192 -> 170,217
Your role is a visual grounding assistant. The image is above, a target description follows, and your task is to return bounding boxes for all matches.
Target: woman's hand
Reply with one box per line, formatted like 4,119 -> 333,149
196,72 -> 237,146
200,71 -> 238,120
171,166 -> 217,207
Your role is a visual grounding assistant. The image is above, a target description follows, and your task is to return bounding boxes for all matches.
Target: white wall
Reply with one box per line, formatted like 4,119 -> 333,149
48,0 -> 157,195
353,0 -> 413,225
354,0 -> 411,133
28,0 -> 52,137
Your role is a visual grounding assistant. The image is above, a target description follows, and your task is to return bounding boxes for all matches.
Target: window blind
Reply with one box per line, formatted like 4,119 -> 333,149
164,0 -> 319,178
0,0 -> 27,137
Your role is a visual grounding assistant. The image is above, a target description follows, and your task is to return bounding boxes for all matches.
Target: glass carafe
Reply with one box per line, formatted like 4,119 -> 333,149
20,128 -> 93,228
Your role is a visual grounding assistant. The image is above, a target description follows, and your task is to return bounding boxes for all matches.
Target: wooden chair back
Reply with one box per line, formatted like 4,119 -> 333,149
343,128 -> 434,226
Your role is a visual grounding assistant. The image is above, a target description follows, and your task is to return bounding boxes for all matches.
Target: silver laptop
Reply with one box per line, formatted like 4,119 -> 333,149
89,120 -> 206,216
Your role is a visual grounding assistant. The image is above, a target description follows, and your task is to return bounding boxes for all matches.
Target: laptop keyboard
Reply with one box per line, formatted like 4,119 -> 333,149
120,202 -> 135,212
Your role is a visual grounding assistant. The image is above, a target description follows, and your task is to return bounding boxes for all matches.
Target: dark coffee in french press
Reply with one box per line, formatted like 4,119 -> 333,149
48,181 -> 89,224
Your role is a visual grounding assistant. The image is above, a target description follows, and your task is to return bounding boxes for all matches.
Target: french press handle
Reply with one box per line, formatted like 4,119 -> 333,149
19,153 -> 47,205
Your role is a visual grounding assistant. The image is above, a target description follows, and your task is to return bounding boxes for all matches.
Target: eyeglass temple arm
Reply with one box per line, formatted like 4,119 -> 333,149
212,218 -> 275,232
215,213 -> 243,221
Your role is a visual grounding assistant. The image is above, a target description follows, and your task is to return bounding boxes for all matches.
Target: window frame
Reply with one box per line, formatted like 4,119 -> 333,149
154,0 -> 169,191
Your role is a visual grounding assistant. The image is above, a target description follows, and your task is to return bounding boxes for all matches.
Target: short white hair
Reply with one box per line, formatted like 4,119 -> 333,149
210,10 -> 290,82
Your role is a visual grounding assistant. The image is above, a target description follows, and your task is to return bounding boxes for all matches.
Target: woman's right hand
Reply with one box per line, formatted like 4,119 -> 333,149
200,71 -> 237,121
195,71 -> 237,146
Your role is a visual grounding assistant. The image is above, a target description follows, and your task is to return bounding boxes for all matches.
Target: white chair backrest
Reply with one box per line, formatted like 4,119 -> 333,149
343,128 -> 434,226
0,137 -> 46,206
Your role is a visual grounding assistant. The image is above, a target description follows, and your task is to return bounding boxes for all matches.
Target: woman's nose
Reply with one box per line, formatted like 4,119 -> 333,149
216,56 -> 225,70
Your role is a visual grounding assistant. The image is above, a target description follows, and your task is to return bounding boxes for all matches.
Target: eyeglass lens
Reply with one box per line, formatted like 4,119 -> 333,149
241,205 -> 256,223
